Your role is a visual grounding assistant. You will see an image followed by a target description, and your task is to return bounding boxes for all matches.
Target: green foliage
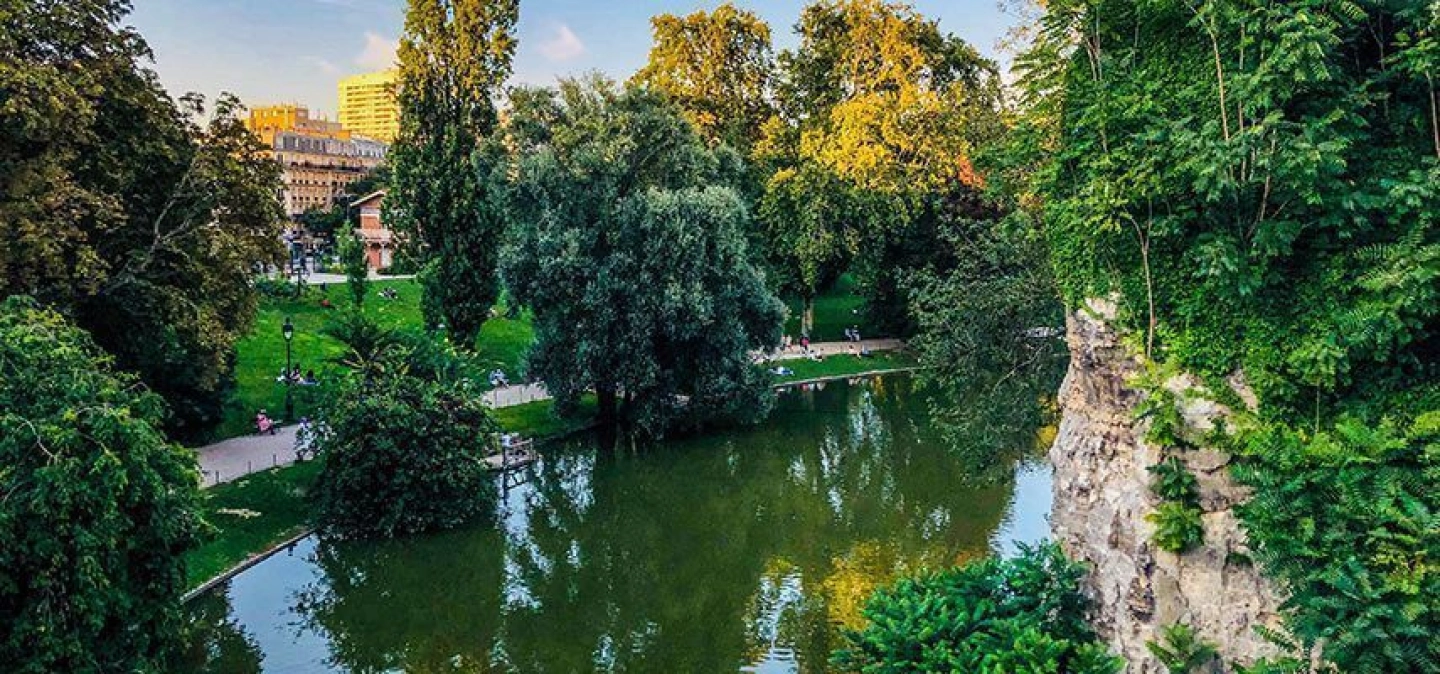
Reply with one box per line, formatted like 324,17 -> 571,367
310,331 -> 498,539
832,542 -> 1122,673
389,0 -> 518,347
757,0 -> 1007,336
632,3 -> 775,150
254,277 -> 299,299
1149,456 -> 1200,505
0,297 -> 204,673
1146,623 -> 1219,674
501,77 -> 784,435
1231,415 -> 1438,672
0,0 -> 285,441
1147,502 -> 1206,554
908,205 -> 1069,482
1017,0 -> 1437,665
336,229 -> 369,308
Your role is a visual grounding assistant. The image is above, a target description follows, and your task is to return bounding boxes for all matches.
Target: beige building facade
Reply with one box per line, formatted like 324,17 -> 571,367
338,70 -> 401,143
247,104 -> 388,218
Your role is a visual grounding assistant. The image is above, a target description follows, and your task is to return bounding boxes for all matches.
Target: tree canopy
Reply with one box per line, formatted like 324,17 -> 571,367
0,0 -> 285,440
632,3 -> 775,150
502,77 -> 785,435
311,322 -> 499,539
755,0 -> 1007,335
0,297 -> 204,673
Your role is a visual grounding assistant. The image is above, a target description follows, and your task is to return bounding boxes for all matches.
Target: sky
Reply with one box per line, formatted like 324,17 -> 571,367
129,0 -> 1024,120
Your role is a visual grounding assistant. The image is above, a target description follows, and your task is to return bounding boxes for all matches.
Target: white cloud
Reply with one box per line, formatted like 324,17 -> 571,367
355,31 -> 398,71
537,24 -> 585,62
308,57 -> 340,75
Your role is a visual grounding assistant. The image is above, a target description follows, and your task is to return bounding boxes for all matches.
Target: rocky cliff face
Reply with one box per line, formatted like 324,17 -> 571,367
1048,298 -> 1284,672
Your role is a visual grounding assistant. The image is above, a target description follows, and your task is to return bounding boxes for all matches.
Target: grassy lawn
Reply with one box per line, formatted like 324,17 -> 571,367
187,459 -> 322,589
772,350 -> 920,384
783,275 -> 871,343
214,280 -> 534,441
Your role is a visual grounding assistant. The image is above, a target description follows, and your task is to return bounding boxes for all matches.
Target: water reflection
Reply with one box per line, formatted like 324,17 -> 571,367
184,375 -> 1052,673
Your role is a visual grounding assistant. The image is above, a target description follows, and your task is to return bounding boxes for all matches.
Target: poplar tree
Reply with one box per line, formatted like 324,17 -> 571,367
388,0 -> 518,347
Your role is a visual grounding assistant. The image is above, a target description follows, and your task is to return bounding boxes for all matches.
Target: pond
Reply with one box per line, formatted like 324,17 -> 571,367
182,374 -> 1054,673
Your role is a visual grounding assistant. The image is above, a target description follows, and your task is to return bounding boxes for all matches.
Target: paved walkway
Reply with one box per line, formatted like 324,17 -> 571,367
196,338 -> 906,486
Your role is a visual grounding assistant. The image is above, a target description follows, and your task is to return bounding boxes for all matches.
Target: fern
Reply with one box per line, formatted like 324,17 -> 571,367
1147,623 -> 1218,674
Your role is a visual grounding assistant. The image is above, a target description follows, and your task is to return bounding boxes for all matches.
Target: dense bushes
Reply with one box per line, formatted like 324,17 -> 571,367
0,298 -> 204,672
832,543 -> 1121,673
310,328 -> 499,539
1230,415 -> 1439,672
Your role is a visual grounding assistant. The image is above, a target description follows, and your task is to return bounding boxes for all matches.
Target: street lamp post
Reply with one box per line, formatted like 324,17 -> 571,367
282,317 -> 295,422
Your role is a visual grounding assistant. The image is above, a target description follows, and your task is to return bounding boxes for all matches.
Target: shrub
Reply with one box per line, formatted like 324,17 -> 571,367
1147,502 -> 1206,554
310,335 -> 497,539
1148,456 -> 1200,504
832,542 -> 1123,673
254,276 -> 299,299
0,297 -> 204,672
1232,416 -> 1439,672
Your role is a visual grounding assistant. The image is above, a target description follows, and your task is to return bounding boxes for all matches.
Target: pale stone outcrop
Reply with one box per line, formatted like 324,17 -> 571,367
1048,298 -> 1284,672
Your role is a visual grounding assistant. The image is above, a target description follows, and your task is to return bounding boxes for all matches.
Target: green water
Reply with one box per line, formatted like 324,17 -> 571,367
183,375 -> 1053,673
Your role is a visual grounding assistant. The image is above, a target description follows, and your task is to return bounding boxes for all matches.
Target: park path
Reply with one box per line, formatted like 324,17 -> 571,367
196,338 -> 904,486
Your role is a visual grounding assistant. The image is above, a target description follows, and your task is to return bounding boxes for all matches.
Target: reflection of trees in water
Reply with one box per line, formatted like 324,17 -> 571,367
919,341 -> 1069,486
230,377 -> 1015,673
291,529 -> 507,672
176,590 -> 263,674
495,376 -> 1012,672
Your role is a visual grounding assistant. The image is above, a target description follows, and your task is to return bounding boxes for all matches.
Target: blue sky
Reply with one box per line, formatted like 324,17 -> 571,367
129,0 -> 1022,119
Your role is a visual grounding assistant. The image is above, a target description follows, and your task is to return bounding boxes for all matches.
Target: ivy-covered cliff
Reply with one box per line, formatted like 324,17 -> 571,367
1012,1 -> 1439,671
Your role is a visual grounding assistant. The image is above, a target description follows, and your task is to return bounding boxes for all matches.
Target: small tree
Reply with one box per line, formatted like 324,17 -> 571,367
310,332 -> 497,539
337,229 -> 369,307
0,297 -> 204,673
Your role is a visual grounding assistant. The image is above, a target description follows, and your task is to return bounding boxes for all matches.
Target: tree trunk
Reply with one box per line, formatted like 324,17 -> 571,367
802,294 -> 816,339
597,385 -> 618,428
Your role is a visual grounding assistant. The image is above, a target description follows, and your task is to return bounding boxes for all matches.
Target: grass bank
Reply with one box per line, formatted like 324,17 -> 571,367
773,350 -> 919,384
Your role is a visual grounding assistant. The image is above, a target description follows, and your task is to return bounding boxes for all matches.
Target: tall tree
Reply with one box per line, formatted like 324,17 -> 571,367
0,0 -> 285,441
501,78 -> 785,435
0,297 -> 204,673
632,3 -> 775,150
388,0 -> 518,346
759,0 -> 1006,335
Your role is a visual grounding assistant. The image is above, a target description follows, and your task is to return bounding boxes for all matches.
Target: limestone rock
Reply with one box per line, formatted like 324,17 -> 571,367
1049,298 -> 1284,671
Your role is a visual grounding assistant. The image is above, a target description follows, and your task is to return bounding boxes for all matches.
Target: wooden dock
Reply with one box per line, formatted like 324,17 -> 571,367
484,439 -> 538,473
